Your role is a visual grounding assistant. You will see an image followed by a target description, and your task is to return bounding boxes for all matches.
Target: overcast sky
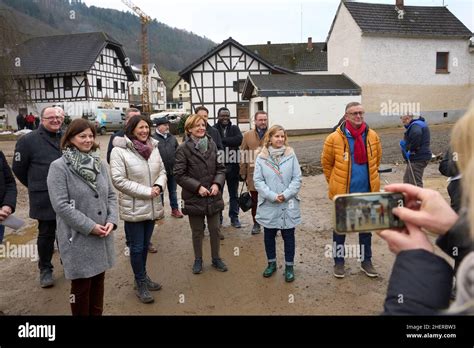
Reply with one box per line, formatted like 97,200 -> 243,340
82,0 -> 473,45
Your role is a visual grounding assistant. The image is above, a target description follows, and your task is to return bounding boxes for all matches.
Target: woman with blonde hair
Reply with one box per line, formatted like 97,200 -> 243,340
380,104 -> 474,314
253,125 -> 302,282
174,114 -> 227,274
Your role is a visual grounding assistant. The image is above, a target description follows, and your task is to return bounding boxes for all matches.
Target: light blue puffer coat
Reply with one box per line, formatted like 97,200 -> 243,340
254,146 -> 302,229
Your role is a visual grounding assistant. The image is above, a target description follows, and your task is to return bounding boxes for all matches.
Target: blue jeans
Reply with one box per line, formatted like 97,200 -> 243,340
264,228 -> 295,265
0,224 -> 4,243
332,231 -> 372,264
161,174 -> 179,209
125,220 -> 155,282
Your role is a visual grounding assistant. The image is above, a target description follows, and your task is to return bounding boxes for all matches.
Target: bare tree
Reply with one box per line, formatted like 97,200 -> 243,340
0,8 -> 31,112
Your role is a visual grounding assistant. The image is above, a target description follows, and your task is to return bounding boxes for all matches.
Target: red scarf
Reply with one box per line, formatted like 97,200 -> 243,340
345,121 -> 367,164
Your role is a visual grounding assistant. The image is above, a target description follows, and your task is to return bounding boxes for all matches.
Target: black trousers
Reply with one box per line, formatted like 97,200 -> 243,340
37,220 -> 56,271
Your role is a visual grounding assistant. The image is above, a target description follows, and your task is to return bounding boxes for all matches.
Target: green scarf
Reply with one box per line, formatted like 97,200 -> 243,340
63,147 -> 101,190
190,135 -> 208,153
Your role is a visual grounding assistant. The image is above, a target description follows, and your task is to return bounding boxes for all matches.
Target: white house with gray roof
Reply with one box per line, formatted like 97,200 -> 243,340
326,0 -> 473,127
242,74 -> 361,134
6,32 -> 136,125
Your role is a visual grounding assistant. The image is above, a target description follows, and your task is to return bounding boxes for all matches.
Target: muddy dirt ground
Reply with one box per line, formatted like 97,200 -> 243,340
0,123 -> 454,315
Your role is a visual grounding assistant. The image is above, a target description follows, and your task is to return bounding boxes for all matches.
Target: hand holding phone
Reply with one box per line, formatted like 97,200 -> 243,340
333,192 -> 405,234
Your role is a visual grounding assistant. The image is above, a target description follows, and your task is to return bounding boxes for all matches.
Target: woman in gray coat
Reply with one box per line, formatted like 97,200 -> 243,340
47,119 -> 118,316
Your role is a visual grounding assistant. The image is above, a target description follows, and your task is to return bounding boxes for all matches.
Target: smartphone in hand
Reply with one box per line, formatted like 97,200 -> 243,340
333,192 -> 405,234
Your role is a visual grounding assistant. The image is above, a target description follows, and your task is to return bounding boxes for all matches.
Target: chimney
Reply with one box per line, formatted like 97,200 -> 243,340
396,0 -> 404,10
267,41 -> 271,45
307,37 -> 313,52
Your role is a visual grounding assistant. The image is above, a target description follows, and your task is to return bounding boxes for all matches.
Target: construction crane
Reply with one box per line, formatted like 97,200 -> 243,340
121,0 -> 152,115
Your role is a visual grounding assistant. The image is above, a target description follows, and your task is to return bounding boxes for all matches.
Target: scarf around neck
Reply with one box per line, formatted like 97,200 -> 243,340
268,145 -> 286,164
190,135 -> 208,153
132,138 -> 153,160
63,147 -> 101,189
345,121 -> 368,165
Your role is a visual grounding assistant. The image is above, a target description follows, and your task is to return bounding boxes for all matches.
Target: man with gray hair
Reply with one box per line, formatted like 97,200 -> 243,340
12,106 -> 64,288
321,102 -> 382,279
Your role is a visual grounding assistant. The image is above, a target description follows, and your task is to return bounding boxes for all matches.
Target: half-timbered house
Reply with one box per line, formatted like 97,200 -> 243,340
6,32 -> 136,123
179,37 -> 293,128
129,64 -> 166,112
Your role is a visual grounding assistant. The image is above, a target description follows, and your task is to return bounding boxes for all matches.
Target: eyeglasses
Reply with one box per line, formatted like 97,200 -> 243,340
348,111 -> 365,116
42,116 -> 64,121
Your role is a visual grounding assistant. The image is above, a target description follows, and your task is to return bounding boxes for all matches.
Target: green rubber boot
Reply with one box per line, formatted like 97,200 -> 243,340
285,265 -> 295,282
263,261 -> 277,278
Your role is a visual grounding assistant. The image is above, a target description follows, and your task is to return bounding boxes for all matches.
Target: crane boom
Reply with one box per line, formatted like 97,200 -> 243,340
121,0 -> 152,114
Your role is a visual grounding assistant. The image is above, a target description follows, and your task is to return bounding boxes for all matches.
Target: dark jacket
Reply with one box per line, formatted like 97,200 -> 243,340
12,125 -> 62,220
384,214 -> 473,315
151,131 -> 178,175
16,114 -> 25,130
439,148 -> 461,213
0,151 -> 17,213
182,123 -> 224,151
174,135 -> 225,216
106,129 -> 125,164
403,117 -> 432,161
213,120 -> 242,172
436,211 -> 471,271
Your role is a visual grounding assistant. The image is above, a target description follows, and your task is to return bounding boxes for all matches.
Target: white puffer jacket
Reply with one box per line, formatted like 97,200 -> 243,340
110,136 -> 167,222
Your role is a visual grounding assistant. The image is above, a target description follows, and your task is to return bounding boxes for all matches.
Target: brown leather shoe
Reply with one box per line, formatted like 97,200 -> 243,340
148,243 -> 157,253
171,208 -> 184,218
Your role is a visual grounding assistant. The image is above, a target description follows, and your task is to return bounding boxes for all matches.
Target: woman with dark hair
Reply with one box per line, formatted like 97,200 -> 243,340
47,118 -> 118,315
0,150 -> 17,244
174,114 -> 227,274
110,115 -> 167,304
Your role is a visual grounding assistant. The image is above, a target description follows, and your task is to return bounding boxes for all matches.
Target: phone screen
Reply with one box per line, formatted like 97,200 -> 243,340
334,192 -> 405,234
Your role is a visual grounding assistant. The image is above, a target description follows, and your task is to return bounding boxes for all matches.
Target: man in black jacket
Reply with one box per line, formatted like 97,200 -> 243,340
152,117 -> 183,218
0,150 -> 17,244
214,107 -> 243,228
16,113 -> 25,131
12,106 -> 64,288
400,114 -> 432,187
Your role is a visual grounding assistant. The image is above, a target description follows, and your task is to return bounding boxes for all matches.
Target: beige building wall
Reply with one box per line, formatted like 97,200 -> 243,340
327,3 -> 363,84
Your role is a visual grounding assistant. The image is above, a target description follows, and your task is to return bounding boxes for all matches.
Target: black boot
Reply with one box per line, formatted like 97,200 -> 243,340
135,280 -> 154,304
40,269 -> 54,288
145,275 -> 162,291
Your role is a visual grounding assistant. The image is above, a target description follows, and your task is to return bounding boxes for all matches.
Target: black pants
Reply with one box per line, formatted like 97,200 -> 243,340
37,220 -> 56,271
225,167 -> 240,220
